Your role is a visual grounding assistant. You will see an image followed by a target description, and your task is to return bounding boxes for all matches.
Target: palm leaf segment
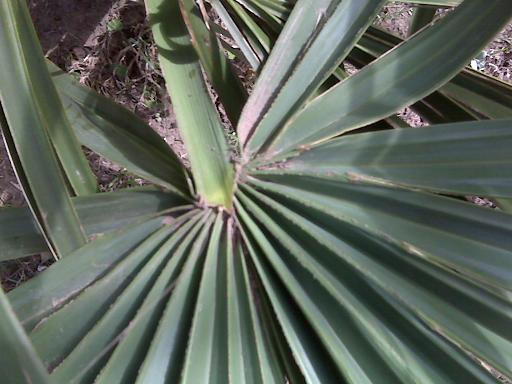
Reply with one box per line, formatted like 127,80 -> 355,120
1,0 -> 512,383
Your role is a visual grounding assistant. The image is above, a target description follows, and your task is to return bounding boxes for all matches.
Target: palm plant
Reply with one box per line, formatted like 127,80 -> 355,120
1,0 -> 512,382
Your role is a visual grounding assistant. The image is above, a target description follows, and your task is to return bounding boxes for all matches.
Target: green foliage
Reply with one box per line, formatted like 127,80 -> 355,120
107,18 -> 124,32
0,0 -> 512,383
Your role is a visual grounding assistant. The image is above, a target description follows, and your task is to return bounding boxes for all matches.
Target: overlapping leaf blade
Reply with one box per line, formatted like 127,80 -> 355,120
48,62 -> 190,196
210,0 -> 263,70
0,0 -> 91,258
0,289 -> 51,384
241,0 -> 386,153
253,119 -> 512,197
31,214 -> 199,371
236,176 -> 512,381
95,213 -> 209,383
0,0 -> 96,197
353,26 -> 512,121
0,187 -> 189,261
442,69 -> 512,119
224,0 -> 272,57
260,1 -> 512,158
409,5 -> 437,36
8,216 -> 172,330
349,27 -> 480,125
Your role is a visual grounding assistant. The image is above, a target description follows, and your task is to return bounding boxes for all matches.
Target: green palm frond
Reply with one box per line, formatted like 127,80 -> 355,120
1,0 -> 511,383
